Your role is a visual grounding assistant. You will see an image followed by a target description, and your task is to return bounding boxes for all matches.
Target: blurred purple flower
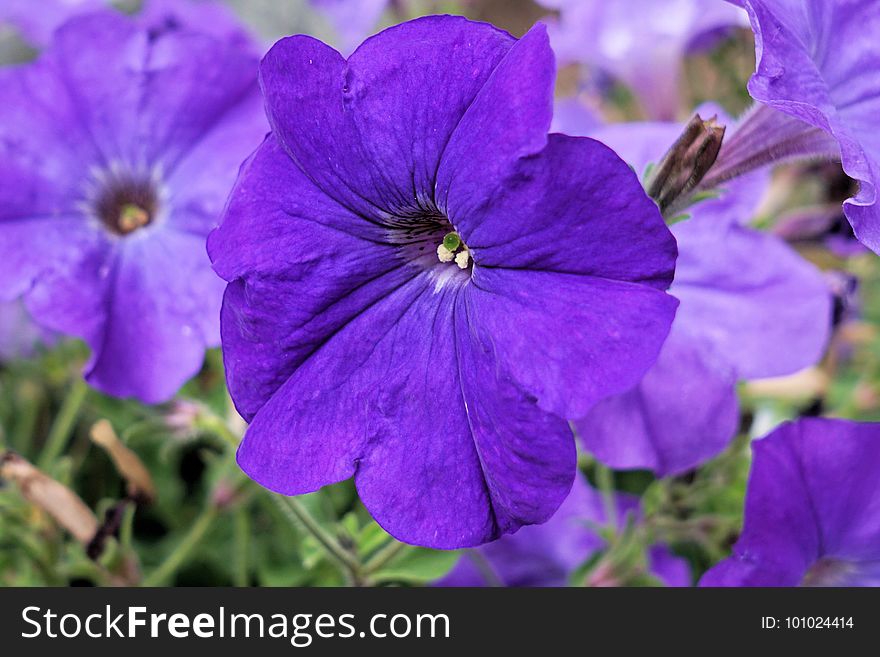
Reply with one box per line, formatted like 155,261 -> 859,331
573,117 -> 831,476
436,473 -> 690,587
308,0 -> 390,54
702,418 -> 880,586
209,17 -> 678,548
0,300 -> 56,362
0,9 -> 266,402
734,0 -> 880,253
537,0 -> 747,119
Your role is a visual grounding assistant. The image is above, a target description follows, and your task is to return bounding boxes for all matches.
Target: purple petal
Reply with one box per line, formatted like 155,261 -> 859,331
436,24 -> 555,220
236,275 -> 576,548
576,333 -> 739,476
436,473 -> 690,586
445,133 -> 677,288
741,0 -> 880,252
468,267 -> 678,419
701,418 -> 880,587
259,16 -> 516,218
209,135 -> 409,421
673,221 -> 831,379
50,11 -> 259,168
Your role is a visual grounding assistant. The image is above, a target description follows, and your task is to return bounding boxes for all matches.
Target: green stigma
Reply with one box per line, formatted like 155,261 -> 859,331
442,232 -> 462,252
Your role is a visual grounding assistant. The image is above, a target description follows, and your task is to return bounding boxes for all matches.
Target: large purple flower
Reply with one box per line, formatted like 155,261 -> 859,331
702,418 -> 880,586
436,473 -> 690,587
538,0 -> 747,119
0,9 -> 266,402
209,17 -> 679,548
733,0 -> 880,252
574,118 -> 831,476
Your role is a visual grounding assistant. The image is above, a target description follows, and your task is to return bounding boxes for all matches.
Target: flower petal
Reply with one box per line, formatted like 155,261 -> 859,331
50,11 -> 260,168
576,333 -> 739,477
467,267 -> 678,418
702,418 -> 880,586
26,229 -> 223,402
446,134 -> 677,286
237,277 -> 576,548
259,15 -> 516,217
673,221 -> 831,379
742,0 -> 880,251
209,135 -> 412,420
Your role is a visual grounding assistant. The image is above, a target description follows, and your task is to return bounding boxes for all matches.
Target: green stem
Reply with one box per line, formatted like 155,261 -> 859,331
272,494 -> 363,583
364,539 -> 406,575
233,506 -> 250,587
11,382 -> 42,454
142,505 -> 218,586
595,464 -> 619,535
38,378 -> 88,470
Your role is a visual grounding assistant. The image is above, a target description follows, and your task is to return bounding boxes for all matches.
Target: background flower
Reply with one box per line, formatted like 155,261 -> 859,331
701,417 -> 880,586
0,8 -> 266,402
735,0 -> 880,253
538,0 -> 747,119
573,115 -> 831,476
436,472 -> 690,587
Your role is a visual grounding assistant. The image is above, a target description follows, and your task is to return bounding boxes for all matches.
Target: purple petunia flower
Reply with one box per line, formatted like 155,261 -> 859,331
573,117 -> 831,476
209,17 -> 679,548
537,0 -> 747,119
0,9 -> 266,402
730,0 -> 880,253
308,0 -> 390,54
702,417 -> 880,586
436,472 -> 690,587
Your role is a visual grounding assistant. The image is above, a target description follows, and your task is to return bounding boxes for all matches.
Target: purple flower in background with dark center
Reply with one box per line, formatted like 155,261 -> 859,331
0,9 -> 266,402
209,17 -> 679,548
573,116 -> 831,476
537,0 -> 747,119
435,473 -> 690,587
731,0 -> 880,252
702,418 -> 880,586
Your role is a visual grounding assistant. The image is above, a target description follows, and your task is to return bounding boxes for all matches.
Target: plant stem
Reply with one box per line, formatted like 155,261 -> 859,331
233,506 -> 250,587
364,539 -> 406,575
142,505 -> 218,586
595,463 -> 619,535
272,494 -> 364,584
38,378 -> 88,470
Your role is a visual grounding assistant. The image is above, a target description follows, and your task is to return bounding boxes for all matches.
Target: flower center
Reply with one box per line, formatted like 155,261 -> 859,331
91,169 -> 161,236
436,232 -> 471,270
386,208 -> 473,283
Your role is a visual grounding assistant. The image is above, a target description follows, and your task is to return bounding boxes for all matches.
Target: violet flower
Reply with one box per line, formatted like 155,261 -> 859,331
0,9 -> 266,402
573,117 -> 831,476
435,472 -> 690,587
715,0 -> 880,253
537,0 -> 747,119
702,417 -> 880,586
209,17 -> 679,548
